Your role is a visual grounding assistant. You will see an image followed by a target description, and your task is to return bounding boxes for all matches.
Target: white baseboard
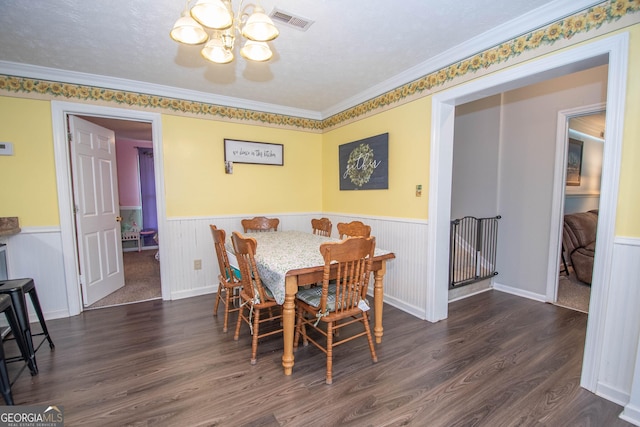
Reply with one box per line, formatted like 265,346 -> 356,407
171,285 -> 216,301
621,404 -> 640,426
596,381 -> 630,407
448,286 -> 493,303
44,309 -> 72,321
0,307 -> 70,329
376,293 -> 426,320
492,281 -> 547,302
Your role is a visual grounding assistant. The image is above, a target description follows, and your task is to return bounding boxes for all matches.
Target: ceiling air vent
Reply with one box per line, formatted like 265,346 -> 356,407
269,8 -> 314,31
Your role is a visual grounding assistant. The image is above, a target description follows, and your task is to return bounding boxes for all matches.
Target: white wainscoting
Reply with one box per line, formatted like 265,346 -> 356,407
328,213 -> 429,319
622,307 -> 640,426
162,213 -> 318,301
597,237 -> 640,411
0,214 -> 430,322
163,212 -> 429,319
0,228 -> 70,320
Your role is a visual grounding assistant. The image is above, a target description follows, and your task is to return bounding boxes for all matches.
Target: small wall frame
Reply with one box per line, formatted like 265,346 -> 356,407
224,139 -> 283,166
566,138 -> 583,186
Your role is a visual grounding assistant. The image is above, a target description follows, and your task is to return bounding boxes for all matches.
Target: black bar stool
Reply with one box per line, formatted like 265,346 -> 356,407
0,293 -> 36,404
0,279 -> 55,374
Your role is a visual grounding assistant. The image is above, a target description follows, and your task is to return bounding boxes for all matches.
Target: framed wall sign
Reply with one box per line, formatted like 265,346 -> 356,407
224,139 -> 283,166
566,138 -> 583,186
339,133 -> 389,190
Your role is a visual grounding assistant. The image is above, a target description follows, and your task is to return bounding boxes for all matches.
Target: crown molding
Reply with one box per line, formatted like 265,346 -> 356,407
0,60 -> 322,121
569,128 -> 605,143
321,0 -> 604,119
0,0 -> 609,123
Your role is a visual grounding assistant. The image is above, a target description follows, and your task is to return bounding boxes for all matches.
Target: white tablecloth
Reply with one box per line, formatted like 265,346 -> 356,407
226,230 -> 389,304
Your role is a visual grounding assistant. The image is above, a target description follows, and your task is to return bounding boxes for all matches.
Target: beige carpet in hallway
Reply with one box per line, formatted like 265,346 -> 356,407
88,249 -> 161,309
555,266 -> 590,313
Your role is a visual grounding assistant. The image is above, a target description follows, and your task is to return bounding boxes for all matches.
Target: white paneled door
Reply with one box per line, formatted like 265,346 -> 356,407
69,116 -> 124,305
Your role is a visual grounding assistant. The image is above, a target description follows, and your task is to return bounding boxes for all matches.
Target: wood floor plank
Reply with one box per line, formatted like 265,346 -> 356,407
4,290 -> 631,426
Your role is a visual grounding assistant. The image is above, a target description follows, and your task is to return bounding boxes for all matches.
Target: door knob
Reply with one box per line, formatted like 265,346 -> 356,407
116,216 -> 122,222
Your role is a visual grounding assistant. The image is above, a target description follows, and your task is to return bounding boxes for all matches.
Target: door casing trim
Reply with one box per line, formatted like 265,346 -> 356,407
51,101 -> 166,316
426,33 -> 628,394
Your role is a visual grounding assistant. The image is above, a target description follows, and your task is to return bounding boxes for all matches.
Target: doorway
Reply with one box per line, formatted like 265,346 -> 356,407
555,109 -> 605,313
427,33 -> 628,394
75,116 -> 161,309
51,102 -> 167,317
67,115 -> 126,306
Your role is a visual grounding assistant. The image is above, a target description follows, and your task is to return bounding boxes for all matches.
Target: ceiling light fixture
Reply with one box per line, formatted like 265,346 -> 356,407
170,0 -> 279,64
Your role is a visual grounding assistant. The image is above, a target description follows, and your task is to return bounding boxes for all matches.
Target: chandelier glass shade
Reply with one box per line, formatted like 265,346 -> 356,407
170,0 -> 279,64
240,40 -> 272,61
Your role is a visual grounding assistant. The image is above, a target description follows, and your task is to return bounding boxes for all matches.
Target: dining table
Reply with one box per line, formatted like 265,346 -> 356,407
227,230 -> 395,375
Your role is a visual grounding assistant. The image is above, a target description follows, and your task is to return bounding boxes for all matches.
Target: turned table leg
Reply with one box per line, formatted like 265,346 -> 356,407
373,261 -> 387,344
282,276 -> 297,375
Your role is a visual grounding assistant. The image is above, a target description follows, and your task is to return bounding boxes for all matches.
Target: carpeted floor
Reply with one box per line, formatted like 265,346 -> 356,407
555,266 -> 590,313
88,249 -> 161,309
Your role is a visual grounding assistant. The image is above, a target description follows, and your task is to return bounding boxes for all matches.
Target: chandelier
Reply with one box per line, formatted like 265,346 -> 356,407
170,0 -> 280,64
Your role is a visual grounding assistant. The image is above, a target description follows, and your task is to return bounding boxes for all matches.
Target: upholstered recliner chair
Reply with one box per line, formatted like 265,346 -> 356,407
562,210 -> 598,285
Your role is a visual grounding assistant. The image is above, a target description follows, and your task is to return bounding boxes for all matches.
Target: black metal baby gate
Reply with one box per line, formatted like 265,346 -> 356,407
449,215 -> 501,289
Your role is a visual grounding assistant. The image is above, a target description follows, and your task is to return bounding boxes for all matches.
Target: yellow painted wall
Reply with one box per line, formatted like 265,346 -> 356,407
0,26 -> 637,237
616,24 -> 640,237
162,115 -> 322,217
0,97 -> 58,226
322,24 -> 640,237
0,97 -> 322,226
322,97 -> 431,219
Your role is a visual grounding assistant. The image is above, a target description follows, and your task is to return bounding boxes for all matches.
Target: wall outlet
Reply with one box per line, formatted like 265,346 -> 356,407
194,259 -> 202,270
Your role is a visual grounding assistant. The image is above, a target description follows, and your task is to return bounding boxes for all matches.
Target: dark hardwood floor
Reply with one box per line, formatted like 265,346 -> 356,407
5,290 -> 630,426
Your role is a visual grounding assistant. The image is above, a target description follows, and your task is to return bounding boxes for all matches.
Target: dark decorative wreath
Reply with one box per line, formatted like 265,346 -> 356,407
347,143 -> 375,187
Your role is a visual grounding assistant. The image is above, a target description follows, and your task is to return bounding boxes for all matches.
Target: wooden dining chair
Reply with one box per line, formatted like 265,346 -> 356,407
294,236 -> 378,384
241,216 -> 279,233
311,217 -> 332,237
337,220 -> 371,239
210,225 -> 242,333
231,231 -> 283,364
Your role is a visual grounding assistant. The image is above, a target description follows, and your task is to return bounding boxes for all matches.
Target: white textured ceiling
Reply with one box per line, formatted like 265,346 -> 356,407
1,0 -> 600,117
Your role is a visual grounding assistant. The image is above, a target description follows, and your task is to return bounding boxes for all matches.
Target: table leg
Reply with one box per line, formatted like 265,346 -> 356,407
373,261 -> 387,344
282,276 -> 297,375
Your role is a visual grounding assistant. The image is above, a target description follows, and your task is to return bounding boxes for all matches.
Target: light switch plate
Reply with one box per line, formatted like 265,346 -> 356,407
0,142 -> 13,156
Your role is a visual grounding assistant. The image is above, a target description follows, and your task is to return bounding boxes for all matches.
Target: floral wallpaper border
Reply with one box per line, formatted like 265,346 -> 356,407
324,0 -> 639,130
0,0 -> 638,133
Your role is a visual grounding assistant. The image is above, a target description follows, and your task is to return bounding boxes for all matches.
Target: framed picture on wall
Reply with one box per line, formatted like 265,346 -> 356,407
339,133 -> 389,190
224,139 -> 283,166
566,138 -> 583,186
